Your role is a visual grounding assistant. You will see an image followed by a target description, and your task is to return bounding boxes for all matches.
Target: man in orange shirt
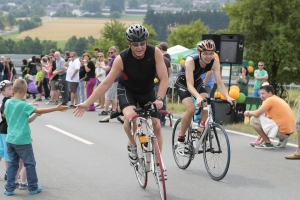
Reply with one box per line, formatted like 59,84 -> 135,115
244,85 -> 295,149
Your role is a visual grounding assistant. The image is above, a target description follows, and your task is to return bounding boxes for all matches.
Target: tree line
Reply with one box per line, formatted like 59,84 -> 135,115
144,9 -> 230,41
0,35 -> 95,56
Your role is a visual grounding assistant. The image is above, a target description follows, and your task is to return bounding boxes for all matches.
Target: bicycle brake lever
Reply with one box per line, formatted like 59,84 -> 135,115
226,100 -> 236,115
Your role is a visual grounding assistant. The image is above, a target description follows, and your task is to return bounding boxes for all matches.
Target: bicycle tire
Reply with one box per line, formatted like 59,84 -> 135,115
172,118 -> 193,169
134,133 -> 148,189
152,137 -> 167,200
203,123 -> 230,181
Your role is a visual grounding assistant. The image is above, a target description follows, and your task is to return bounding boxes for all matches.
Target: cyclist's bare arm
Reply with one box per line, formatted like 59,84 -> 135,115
84,56 -> 123,106
212,61 -> 234,104
185,57 -> 202,101
155,47 -> 168,109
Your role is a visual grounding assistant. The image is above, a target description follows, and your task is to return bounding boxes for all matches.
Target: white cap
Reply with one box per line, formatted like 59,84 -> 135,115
262,81 -> 269,86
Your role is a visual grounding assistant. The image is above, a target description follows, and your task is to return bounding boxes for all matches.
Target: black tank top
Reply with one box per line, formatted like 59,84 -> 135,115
119,45 -> 156,94
178,54 -> 215,82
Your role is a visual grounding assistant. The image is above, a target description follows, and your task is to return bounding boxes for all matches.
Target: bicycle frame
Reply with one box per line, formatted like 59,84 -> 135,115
134,116 -> 159,173
130,109 -> 172,172
193,98 -> 235,153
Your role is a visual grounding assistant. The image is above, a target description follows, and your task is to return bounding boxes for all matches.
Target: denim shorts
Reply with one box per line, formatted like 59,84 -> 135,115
0,133 -> 9,161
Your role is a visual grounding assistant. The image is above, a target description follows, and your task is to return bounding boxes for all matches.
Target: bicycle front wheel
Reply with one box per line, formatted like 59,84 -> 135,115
172,118 -> 193,169
152,137 -> 167,200
134,134 -> 148,189
203,123 -> 230,181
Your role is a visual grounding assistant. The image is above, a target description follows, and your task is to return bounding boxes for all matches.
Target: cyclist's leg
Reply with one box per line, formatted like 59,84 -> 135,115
180,97 -> 195,138
122,105 -> 138,145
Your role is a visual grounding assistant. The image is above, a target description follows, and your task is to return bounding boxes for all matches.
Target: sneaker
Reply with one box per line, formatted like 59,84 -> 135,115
19,183 -> 28,190
36,98 -> 42,101
276,138 -> 288,148
29,185 -> 42,195
4,190 -> 14,196
127,145 -> 137,164
250,140 -> 263,147
156,166 -> 168,181
255,142 -> 274,149
175,141 -> 190,156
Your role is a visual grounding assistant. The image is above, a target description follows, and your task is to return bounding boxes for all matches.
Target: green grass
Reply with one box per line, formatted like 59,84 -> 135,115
1,32 -> 21,41
120,14 -> 144,21
166,88 -> 300,141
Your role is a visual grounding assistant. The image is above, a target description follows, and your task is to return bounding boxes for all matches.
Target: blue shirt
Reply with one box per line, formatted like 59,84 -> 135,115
201,72 -> 214,88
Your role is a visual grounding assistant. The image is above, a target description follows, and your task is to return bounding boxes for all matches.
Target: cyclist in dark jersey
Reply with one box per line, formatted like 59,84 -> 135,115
174,39 -> 234,152
74,24 -> 168,164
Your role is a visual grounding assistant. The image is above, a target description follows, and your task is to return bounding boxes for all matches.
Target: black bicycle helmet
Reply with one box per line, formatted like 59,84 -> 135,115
0,80 -> 13,91
125,24 -> 149,42
197,39 -> 216,52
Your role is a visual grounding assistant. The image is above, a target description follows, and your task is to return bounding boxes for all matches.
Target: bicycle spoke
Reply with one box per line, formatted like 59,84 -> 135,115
203,124 -> 230,181
134,134 -> 148,189
172,118 -> 193,169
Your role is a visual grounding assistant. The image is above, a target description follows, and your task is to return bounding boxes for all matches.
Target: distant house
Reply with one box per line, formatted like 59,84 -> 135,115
45,3 -> 79,16
125,4 -> 182,15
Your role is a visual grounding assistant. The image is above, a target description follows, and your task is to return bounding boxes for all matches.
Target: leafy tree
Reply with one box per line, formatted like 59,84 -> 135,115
41,40 -> 58,55
104,0 -> 125,11
5,14 -> 16,30
222,0 -> 300,87
65,36 -> 78,52
128,0 -> 139,9
99,19 -> 128,51
5,39 -> 16,53
110,11 -> 121,19
168,19 -> 208,48
82,0 -> 102,13
73,37 -> 88,56
33,38 -> 43,54
31,15 -> 42,24
88,38 -> 115,57
0,20 -> 5,32
0,37 -> 9,53
143,24 -> 159,46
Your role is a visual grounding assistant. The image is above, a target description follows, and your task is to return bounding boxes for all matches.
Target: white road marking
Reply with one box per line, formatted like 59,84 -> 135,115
46,125 -> 94,145
172,118 -> 298,148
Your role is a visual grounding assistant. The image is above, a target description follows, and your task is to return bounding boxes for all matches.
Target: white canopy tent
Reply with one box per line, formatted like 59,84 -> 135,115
167,45 -> 189,55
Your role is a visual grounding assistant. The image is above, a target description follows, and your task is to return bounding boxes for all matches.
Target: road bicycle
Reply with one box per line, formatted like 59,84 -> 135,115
172,98 -> 235,181
129,102 -> 172,200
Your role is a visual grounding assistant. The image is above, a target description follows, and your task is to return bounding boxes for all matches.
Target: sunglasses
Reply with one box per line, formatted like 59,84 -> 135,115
108,52 -> 114,54
258,65 -> 264,66
98,56 -> 103,58
131,40 -> 146,47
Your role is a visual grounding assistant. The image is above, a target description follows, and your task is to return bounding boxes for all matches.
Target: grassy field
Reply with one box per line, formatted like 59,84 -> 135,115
167,88 -> 300,141
1,16 -> 143,49
17,17 -> 143,41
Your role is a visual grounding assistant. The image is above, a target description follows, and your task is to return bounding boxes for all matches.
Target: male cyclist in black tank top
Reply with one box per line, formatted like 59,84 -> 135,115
74,24 -> 168,165
174,40 -> 234,153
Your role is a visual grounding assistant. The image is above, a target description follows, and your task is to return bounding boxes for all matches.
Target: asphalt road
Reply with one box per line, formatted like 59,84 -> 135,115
0,101 -> 299,200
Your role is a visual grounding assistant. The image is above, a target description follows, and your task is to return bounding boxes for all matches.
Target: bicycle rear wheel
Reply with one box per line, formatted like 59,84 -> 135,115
134,134 -> 148,189
172,118 -> 193,169
152,137 -> 167,200
203,123 -> 230,181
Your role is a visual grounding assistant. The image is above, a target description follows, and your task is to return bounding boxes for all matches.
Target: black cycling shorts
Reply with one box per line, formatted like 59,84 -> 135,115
117,84 -> 157,112
174,76 -> 207,101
